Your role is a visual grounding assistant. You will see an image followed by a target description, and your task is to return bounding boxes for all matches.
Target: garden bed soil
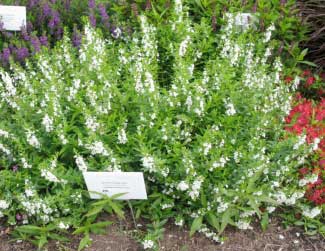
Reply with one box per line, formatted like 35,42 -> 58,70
1,216 -> 324,251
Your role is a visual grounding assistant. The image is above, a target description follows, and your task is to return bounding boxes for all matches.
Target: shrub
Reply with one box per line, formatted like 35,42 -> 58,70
0,0 -> 307,69
0,1 -> 316,249
285,96 -> 325,204
297,0 -> 325,68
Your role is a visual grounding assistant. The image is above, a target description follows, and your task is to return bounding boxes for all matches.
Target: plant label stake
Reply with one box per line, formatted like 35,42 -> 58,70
83,172 -> 147,200
0,5 -> 26,31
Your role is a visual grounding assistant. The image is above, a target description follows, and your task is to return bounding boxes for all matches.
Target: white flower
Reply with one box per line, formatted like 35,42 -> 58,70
237,220 -> 253,230
161,203 -> 174,209
299,174 -> 318,187
0,143 -> 11,155
86,141 -> 109,156
263,24 -> 275,43
59,134 -> 68,145
25,188 -> 34,197
266,206 -> 276,213
175,218 -> 184,226
41,169 -> 60,183
0,129 -> 10,138
112,27 -> 122,39
0,200 -> 9,210
179,35 -> 191,57
75,155 -> 88,172
21,158 -> 32,169
58,222 -> 69,230
203,142 -> 212,156
26,131 -> 41,148
224,98 -> 236,116
142,155 -> 155,173
302,207 -> 321,219
142,239 -> 155,250
234,151 -> 242,163
217,202 -> 229,213
118,128 -> 128,144
177,181 -> 189,191
189,179 -> 203,200
85,116 -> 99,132
42,114 -> 54,132
144,71 -> 155,93
210,156 -> 229,171
312,137 -> 321,151
185,96 -> 193,110
293,134 -> 306,150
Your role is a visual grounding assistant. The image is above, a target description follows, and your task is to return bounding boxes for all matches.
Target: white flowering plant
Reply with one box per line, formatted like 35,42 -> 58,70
0,1 -> 316,249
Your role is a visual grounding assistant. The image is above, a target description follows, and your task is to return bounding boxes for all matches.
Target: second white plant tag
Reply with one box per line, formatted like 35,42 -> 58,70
83,172 -> 148,200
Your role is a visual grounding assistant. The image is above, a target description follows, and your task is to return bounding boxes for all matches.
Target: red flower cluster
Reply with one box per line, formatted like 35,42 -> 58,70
285,97 -> 325,205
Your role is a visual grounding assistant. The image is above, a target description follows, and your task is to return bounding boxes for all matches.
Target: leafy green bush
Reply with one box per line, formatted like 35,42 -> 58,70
0,1 -> 316,249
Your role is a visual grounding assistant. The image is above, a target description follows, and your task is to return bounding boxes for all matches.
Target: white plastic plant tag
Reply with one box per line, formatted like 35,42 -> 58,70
225,13 -> 258,31
0,5 -> 26,31
83,172 -> 148,200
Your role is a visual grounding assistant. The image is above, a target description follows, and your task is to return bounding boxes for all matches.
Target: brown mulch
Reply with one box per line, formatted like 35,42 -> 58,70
1,216 -> 325,251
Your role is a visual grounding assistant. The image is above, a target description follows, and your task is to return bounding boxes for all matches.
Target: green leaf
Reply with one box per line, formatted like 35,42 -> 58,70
89,221 -> 113,229
206,212 -> 220,231
73,226 -> 89,235
319,225 -> 325,233
294,221 -> 305,226
15,225 -> 43,234
48,233 -> 69,242
107,201 -> 125,219
37,235 -> 48,250
85,206 -> 104,217
261,212 -> 269,231
78,235 -> 91,251
219,209 -> 235,234
110,192 -> 128,200
190,216 -> 203,236
298,61 -> 317,67
298,48 -> 308,60
136,208 -> 142,219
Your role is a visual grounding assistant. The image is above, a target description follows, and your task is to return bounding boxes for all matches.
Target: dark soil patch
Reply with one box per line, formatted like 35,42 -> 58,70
1,216 -> 324,251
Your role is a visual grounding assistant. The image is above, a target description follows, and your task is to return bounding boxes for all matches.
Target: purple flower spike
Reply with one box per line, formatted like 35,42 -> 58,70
26,21 -> 34,33
21,27 -> 30,41
28,0 -> 39,8
72,27 -> 82,48
65,0 -> 71,10
55,27 -> 63,39
48,11 -> 61,30
2,48 -> 11,62
89,12 -> 96,27
31,36 -> 41,52
43,3 -> 52,17
39,35 -> 48,46
16,47 -> 29,62
88,0 -> 96,9
98,4 -> 109,22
